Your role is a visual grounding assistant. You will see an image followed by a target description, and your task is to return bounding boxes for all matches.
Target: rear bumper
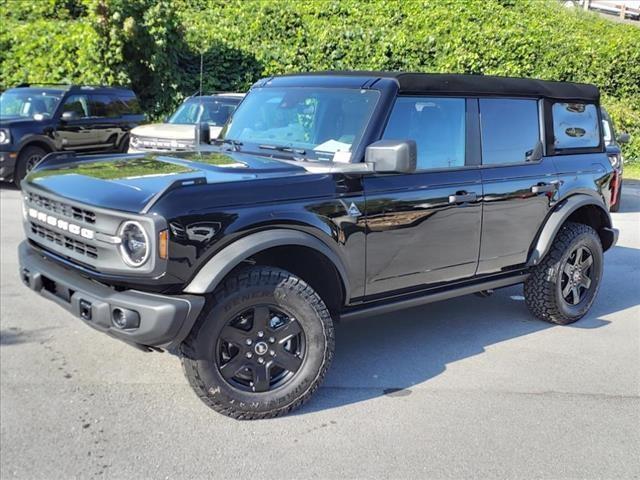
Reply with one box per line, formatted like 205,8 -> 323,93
18,241 -> 205,351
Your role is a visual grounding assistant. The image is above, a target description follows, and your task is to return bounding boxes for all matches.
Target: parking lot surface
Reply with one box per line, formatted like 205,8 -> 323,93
1,182 -> 639,479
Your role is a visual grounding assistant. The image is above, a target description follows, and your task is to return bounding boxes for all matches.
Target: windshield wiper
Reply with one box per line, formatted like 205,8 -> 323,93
258,144 -> 306,156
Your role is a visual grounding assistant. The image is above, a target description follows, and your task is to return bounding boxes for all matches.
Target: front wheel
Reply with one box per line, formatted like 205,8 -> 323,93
524,222 -> 603,325
181,266 -> 335,419
14,145 -> 47,188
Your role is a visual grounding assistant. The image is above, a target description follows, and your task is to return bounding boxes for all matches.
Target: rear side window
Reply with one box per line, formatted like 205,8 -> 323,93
88,94 -> 111,117
552,103 -> 599,149
383,97 -> 466,170
480,99 -> 540,165
116,92 -> 142,115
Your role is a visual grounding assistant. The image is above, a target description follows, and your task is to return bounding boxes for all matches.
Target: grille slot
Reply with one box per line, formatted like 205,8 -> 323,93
30,222 -> 98,260
28,192 -> 96,224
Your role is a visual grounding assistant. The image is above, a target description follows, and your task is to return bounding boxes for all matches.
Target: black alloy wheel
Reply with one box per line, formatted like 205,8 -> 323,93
524,222 -> 603,325
181,266 -> 334,419
217,305 -> 306,393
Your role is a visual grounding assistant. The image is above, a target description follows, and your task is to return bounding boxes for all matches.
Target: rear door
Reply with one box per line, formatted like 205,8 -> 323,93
476,98 -> 559,274
86,94 -> 121,151
364,97 -> 483,297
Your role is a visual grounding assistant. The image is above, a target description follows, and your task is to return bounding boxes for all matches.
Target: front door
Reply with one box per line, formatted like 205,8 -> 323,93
364,96 -> 483,297
56,94 -> 99,150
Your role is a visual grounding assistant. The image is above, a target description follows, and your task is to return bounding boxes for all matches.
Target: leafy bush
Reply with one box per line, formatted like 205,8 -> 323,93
1,0 -> 639,159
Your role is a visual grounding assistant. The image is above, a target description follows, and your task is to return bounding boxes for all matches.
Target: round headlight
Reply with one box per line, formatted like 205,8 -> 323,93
118,221 -> 150,267
130,135 -> 140,147
0,130 -> 8,144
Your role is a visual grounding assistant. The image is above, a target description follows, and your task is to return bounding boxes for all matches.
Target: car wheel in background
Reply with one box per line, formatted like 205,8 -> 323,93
14,145 -> 47,188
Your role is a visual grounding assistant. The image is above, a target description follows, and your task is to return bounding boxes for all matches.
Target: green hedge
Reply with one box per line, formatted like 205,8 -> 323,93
1,0 -> 639,160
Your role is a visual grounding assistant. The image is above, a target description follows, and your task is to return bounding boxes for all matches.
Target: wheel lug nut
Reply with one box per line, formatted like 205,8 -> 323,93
269,337 -> 275,344
246,352 -> 253,359
269,350 -> 275,356
246,339 -> 252,346
257,331 -> 264,338
257,357 -> 264,364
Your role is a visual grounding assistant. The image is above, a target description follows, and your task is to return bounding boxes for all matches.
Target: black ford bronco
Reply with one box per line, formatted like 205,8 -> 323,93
18,72 -> 618,419
0,84 -> 145,186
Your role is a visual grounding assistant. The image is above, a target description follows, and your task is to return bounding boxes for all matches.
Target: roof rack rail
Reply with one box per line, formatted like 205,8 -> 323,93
14,83 -> 131,89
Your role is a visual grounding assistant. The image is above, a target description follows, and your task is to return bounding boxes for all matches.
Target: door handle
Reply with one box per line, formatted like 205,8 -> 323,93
530,183 -> 557,194
448,192 -> 477,204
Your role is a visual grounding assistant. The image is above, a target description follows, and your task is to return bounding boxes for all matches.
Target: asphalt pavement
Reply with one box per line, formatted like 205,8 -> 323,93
1,181 -> 639,479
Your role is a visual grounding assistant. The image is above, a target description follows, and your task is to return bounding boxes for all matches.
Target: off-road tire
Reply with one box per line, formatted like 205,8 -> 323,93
14,145 -> 47,188
524,222 -> 603,325
180,266 -> 335,420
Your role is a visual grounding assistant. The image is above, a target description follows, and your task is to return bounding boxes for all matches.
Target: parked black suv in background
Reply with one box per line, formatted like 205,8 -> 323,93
18,72 -> 618,419
0,84 -> 145,186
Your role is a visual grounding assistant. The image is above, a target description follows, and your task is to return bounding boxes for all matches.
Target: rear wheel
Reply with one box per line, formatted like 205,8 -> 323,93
524,222 -> 603,325
181,266 -> 334,419
14,145 -> 47,187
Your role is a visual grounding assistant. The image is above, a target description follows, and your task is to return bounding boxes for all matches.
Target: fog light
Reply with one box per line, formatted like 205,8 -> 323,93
111,308 -> 140,330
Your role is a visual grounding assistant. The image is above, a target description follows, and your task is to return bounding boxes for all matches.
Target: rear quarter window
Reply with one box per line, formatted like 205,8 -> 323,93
552,103 -> 599,149
115,92 -> 142,115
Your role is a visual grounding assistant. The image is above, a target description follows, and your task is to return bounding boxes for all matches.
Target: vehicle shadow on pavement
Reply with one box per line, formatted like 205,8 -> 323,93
300,244 -> 640,415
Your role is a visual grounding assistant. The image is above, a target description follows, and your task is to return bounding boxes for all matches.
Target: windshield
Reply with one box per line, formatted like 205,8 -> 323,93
168,99 -> 239,126
222,87 -> 380,160
0,90 -> 62,119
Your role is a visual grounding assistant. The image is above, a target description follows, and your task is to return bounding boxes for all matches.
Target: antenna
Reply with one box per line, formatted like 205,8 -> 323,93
195,52 -> 204,153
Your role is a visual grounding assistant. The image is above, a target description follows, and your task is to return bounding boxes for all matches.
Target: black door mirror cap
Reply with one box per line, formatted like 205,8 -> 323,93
617,132 -> 630,144
61,111 -> 80,122
365,140 -> 417,174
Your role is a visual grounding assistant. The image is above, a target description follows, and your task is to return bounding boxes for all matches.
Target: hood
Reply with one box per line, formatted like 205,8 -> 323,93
0,116 -> 48,128
25,150 -> 307,213
131,123 -> 196,140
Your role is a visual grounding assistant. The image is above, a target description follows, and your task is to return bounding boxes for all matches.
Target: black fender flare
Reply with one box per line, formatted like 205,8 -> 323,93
183,229 -> 351,300
527,194 -> 615,266
17,134 -> 57,155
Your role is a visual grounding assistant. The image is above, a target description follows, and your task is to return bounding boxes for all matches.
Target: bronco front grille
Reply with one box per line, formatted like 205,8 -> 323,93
27,192 -> 96,224
30,222 -> 98,260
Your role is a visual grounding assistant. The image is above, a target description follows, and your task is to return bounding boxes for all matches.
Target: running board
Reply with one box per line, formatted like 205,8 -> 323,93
340,273 -> 529,321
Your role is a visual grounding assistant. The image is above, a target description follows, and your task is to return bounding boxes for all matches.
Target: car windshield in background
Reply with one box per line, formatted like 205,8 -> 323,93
169,99 -> 238,126
0,90 -> 62,119
223,87 -> 380,160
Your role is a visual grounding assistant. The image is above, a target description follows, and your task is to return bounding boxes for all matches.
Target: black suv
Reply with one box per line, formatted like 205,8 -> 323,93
17,72 -> 618,419
0,84 -> 145,186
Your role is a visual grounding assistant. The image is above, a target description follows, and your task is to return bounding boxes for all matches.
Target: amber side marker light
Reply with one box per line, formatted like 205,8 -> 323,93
158,229 -> 169,259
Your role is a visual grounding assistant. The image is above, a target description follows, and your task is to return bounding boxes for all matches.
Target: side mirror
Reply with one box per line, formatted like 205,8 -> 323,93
365,140 -> 417,173
61,111 -> 80,122
195,122 -> 210,145
617,132 -> 630,144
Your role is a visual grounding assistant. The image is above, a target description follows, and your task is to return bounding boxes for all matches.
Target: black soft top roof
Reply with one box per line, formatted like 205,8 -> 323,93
277,71 -> 600,102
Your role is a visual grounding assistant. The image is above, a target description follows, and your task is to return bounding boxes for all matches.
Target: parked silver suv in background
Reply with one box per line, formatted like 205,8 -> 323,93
128,93 -> 244,153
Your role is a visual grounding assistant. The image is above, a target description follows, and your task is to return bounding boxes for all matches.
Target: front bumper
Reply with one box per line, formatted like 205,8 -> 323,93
0,150 -> 18,181
18,241 -> 205,351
